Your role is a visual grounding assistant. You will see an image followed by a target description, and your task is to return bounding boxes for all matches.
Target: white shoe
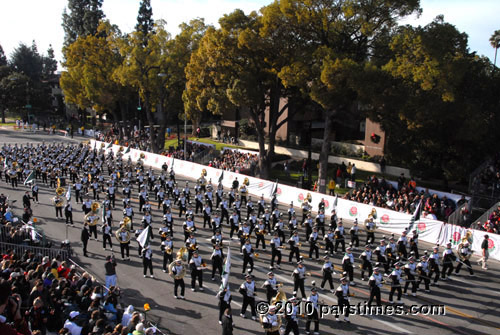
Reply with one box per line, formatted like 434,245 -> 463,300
412,293 -> 416,297
219,321 -> 222,325
251,316 -> 257,321
211,277 -> 215,281
350,281 -> 356,286
425,290 -> 430,293
180,296 -> 185,299
163,270 -> 167,273
404,292 -> 408,296
174,295 -> 178,299
388,300 -> 394,304
191,288 -> 195,291
344,316 -> 350,323
240,313 -> 245,318
314,332 -> 321,335
150,275 -> 154,278
199,287 -> 204,291
396,300 -> 403,304
144,275 -> 147,278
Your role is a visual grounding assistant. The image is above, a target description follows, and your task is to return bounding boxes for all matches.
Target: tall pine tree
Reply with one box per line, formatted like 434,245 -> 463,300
62,0 -> 104,47
135,0 -> 154,43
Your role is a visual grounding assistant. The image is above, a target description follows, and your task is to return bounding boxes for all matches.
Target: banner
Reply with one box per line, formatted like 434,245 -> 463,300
88,140 -> 500,261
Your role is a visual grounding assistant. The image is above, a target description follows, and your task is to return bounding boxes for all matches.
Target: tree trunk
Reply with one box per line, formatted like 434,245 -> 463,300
1,108 -> 5,124
144,96 -> 158,153
156,125 -> 166,152
318,111 -> 333,194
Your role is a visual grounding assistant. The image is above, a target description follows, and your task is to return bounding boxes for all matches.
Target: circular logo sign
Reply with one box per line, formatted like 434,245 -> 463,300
417,222 -> 427,233
380,214 -> 390,225
349,207 -> 358,217
277,187 -> 282,196
452,231 -> 462,243
298,193 -> 304,202
259,182 -> 264,188
487,238 -> 495,251
324,200 -> 329,209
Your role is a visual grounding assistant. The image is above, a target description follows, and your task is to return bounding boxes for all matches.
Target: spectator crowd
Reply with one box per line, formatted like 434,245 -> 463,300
208,149 -> 259,175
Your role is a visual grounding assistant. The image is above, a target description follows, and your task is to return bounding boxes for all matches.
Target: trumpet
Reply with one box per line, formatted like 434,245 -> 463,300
189,243 -> 197,251
254,253 -> 259,259
165,248 -> 173,255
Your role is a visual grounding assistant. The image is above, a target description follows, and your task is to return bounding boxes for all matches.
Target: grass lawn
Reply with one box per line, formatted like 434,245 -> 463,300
164,136 -> 248,151
0,122 -> 17,126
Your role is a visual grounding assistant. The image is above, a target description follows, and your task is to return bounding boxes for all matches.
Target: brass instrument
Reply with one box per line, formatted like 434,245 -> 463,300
255,229 -> 266,236
115,227 -> 131,244
56,187 -> 65,196
165,247 -> 173,255
243,177 -> 250,186
168,261 -> 186,280
121,217 -> 132,230
184,225 -> 195,234
364,218 -> 376,233
261,288 -> 283,332
85,213 -> 99,226
91,201 -> 101,213
176,247 -> 189,263
189,243 -> 198,251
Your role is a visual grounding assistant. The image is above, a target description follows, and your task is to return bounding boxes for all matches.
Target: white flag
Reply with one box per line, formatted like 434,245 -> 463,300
220,246 -> 231,290
136,226 -> 150,248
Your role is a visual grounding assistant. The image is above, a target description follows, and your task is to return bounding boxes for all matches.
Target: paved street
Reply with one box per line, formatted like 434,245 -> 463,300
1,128 -> 499,335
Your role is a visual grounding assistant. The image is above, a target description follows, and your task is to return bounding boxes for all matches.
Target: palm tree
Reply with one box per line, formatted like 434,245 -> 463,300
490,30 -> 500,72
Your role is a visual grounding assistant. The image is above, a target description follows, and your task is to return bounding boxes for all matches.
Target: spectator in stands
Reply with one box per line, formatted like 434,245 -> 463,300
0,279 -> 31,335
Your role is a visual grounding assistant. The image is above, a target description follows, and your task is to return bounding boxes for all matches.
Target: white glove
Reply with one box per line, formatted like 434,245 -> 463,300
272,322 -> 278,327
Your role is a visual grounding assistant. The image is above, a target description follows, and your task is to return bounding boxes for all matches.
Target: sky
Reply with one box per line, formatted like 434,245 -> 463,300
0,0 -> 498,69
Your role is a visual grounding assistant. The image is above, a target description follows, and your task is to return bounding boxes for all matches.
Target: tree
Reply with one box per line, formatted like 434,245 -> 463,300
135,0 -> 154,40
113,20 -> 171,152
262,0 -> 421,192
368,18 -> 500,181
185,10 -> 300,178
62,0 -> 105,47
0,45 -> 6,66
490,29 -> 500,71
61,21 -> 132,122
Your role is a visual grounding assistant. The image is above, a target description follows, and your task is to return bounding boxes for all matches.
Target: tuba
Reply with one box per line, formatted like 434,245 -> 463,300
53,188 -> 66,207
85,213 -> 99,226
91,201 -> 101,213
176,247 -> 189,263
121,217 -> 132,231
168,260 -> 186,279
115,227 -> 131,244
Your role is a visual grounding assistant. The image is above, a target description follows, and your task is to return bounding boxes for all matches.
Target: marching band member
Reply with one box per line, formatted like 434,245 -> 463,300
157,187 -> 165,209
238,222 -> 251,249
162,195 -> 172,214
203,202 -> 212,228
324,228 -> 335,255
255,219 -> 267,250
216,184 -> 224,211
342,247 -> 355,286
211,243 -> 224,281
270,232 -> 283,269
142,244 -> 154,278
248,209 -> 257,233
189,250 -> 204,291
239,183 -> 248,206
211,212 -> 222,234
283,297 -> 299,335
330,209 -> 338,231
195,190 -> 204,214
397,230 -> 409,259
139,186 -> 148,212
335,277 -> 351,323
365,217 -> 376,245
387,236 -> 397,268
388,262 -> 403,304
441,242 -> 456,280
375,239 -> 389,274
239,274 -> 257,320
301,200 -> 310,225
360,245 -> 373,281
81,223 -> 90,257
403,256 -> 417,297
169,258 -> 186,299
217,286 -> 232,325
367,266 -> 383,308
185,232 -> 198,262
288,213 -> 298,237
287,202 -> 295,221
315,209 -> 326,236
64,201 -> 74,226
272,206 -> 280,226
455,241 -> 474,275
183,215 -> 196,241
306,285 -> 320,334
332,220 -> 345,253
320,255 -> 335,292
274,217 -> 285,242
288,230 -> 300,263
262,271 -> 278,303
161,235 -> 174,272
31,182 -> 39,203
262,305 -> 280,335
309,227 -> 320,260
73,180 -> 82,204
234,195 -> 242,218
229,210 -> 240,239
304,213 -> 314,239
178,192 -> 187,217
54,194 -> 63,219
410,229 -> 419,259
257,194 -> 265,217
221,197 -> 229,225
242,239 -> 254,274
416,255 -> 431,293
246,196 -> 254,221
205,185 -> 213,210
116,226 -> 131,260
102,222 -> 113,251
292,261 -> 307,299
263,208 -> 272,234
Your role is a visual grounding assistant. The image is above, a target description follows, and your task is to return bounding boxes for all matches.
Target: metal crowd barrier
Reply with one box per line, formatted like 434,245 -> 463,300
0,241 -> 71,260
